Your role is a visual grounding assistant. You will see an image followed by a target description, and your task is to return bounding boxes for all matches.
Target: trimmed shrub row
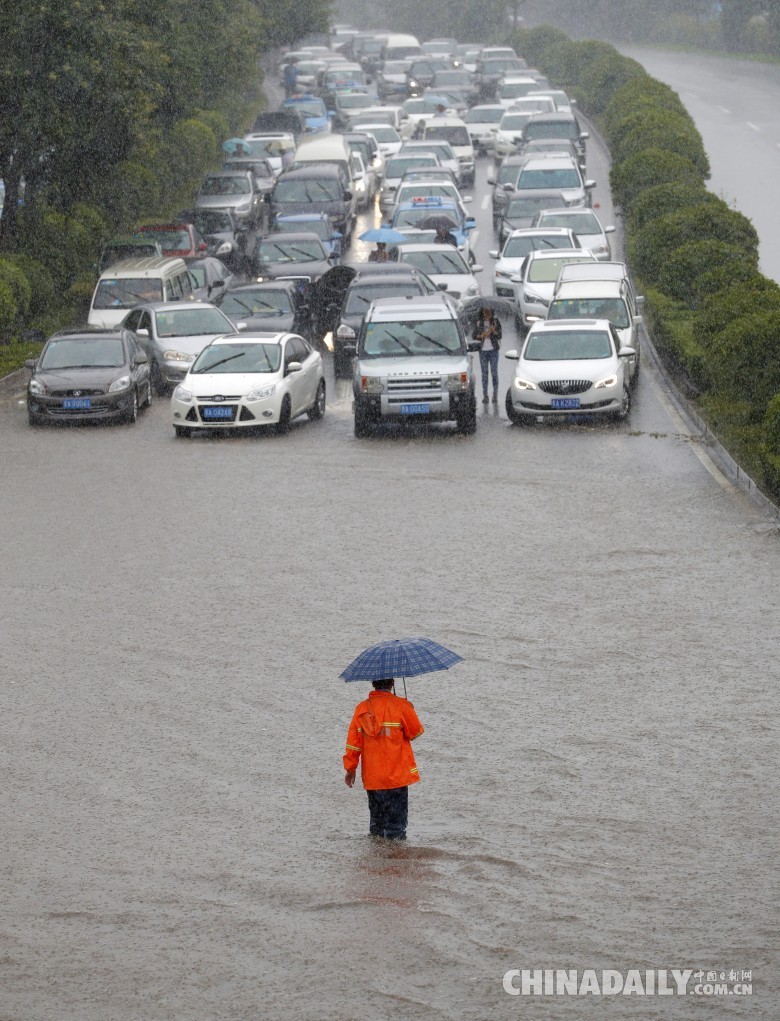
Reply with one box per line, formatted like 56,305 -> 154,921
508,25 -> 780,504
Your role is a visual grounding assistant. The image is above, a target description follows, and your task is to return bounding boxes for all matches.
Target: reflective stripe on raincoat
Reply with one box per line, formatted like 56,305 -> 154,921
343,689 -> 424,790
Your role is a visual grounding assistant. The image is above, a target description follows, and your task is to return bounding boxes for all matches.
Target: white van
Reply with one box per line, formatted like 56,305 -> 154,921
420,117 -> 475,184
382,33 -> 422,61
88,257 -> 195,328
291,134 -> 359,186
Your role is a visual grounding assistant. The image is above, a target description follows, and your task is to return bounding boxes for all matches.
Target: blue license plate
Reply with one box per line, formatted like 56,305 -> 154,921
551,397 -> 581,410
63,398 -> 91,409
399,403 -> 430,415
202,406 -> 234,420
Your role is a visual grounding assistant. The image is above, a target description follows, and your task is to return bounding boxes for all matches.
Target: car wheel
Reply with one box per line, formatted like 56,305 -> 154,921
456,398 -> 477,435
174,425 -> 191,438
354,402 -> 372,438
308,379 -> 326,420
142,378 -> 153,409
125,390 -> 139,425
276,395 -> 292,435
629,357 -> 640,389
505,389 -> 520,424
615,387 -> 631,421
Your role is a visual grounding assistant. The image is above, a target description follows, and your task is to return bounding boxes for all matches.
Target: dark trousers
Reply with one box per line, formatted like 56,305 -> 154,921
479,348 -> 499,397
367,786 -> 408,839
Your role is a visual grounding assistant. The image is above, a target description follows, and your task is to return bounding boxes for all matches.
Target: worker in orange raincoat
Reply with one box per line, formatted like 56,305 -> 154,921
343,678 -> 424,840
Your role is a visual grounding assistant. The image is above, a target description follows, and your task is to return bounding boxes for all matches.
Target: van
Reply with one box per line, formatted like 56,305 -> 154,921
419,117 -> 475,184
88,257 -> 195,328
292,134 -> 358,186
381,33 -> 422,61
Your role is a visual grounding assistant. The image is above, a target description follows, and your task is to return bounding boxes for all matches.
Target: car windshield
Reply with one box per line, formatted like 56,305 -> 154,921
524,329 -> 613,361
338,94 -> 372,108
276,218 -> 329,240
435,71 -> 469,84
401,249 -> 469,274
500,114 -> 533,130
465,108 -> 503,123
40,337 -> 125,370
386,157 -> 436,178
394,206 -> 460,228
383,62 -> 409,74
518,167 -> 581,189
504,235 -> 572,257
221,289 -> 293,317
140,228 -> 190,250
195,211 -> 233,233
345,283 -> 422,314
273,179 -> 342,202
507,196 -> 559,218
406,143 -> 454,161
93,278 -> 163,309
192,343 -> 281,374
201,176 -> 250,196
498,163 -> 521,185
499,82 -> 536,99
527,256 -> 594,283
153,308 -> 232,336
539,211 -> 602,234
398,184 -> 458,202
256,239 -> 323,262
526,120 -> 578,140
423,126 -> 470,146
286,100 -> 326,117
361,319 -> 463,357
548,297 -> 630,329
364,126 -> 400,142
242,139 -> 281,158
483,59 -> 524,74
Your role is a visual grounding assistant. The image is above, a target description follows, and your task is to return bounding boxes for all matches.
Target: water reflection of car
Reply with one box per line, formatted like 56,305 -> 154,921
216,282 -> 313,339
274,214 -> 343,261
26,328 -> 152,426
504,319 -> 633,424
171,332 -> 326,438
252,232 -> 334,283
121,301 -> 239,393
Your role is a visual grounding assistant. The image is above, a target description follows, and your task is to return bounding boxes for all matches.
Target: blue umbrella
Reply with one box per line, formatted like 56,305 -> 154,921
358,227 -> 409,244
222,137 -> 252,155
341,638 -> 463,694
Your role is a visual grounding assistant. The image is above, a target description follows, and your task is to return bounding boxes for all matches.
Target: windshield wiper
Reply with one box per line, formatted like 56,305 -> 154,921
411,330 -> 453,353
286,246 -> 317,260
194,353 -> 244,372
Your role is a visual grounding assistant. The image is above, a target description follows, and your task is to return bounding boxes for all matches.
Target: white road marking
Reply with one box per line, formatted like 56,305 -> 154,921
719,106 -> 731,114
470,229 -> 479,245
480,195 -> 490,210
746,121 -> 760,132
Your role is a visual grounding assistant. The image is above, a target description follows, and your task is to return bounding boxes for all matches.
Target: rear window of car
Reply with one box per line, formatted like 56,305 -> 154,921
93,278 -> 163,309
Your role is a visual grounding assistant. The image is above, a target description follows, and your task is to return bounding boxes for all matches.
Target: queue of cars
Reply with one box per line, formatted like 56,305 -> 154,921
25,26 -> 643,435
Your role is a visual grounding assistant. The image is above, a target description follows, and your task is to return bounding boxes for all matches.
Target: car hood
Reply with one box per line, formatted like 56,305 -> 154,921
356,353 -> 469,375
259,259 -> 330,281
33,366 -> 129,391
233,312 -> 295,331
425,272 -> 477,297
196,195 -> 252,211
159,332 -> 233,357
575,232 -> 606,250
518,355 -> 618,381
184,370 -> 281,395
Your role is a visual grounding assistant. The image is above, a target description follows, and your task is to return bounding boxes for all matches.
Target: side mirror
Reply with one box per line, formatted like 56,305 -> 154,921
580,131 -> 590,140
510,274 -> 522,283
463,195 -> 473,204
618,346 -> 636,358
633,315 -> 643,326
134,354 -> 148,365
211,279 -> 226,290
286,360 -> 303,374
503,183 -> 515,192
344,191 -> 353,200
199,242 -> 208,252
504,349 -> 519,360
488,250 -> 499,259
465,218 -> 476,230
472,264 -> 483,273
436,283 -> 448,291
136,327 -> 149,337
236,321 -> 248,330
24,358 -> 37,369
605,225 -> 616,234
486,175 -> 495,185
584,179 -> 596,190
467,341 -> 481,353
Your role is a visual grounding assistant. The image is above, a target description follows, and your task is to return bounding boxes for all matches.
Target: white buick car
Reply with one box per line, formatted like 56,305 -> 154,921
171,332 -> 325,437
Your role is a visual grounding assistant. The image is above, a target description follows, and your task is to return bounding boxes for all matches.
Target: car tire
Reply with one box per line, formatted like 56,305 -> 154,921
614,387 -> 631,421
308,379 -> 326,420
354,402 -> 372,438
276,395 -> 292,435
142,378 -> 153,409
125,390 -> 139,425
629,358 -> 640,389
456,398 -> 477,435
174,425 -> 191,438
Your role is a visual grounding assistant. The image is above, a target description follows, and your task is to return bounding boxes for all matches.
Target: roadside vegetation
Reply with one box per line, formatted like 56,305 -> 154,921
504,22 -> 780,502
0,0 -> 330,360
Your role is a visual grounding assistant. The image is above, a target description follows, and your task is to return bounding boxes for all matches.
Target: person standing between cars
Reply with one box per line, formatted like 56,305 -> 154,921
433,224 -> 458,247
283,58 -> 298,98
343,678 -> 424,840
473,306 -> 502,403
368,242 -> 389,262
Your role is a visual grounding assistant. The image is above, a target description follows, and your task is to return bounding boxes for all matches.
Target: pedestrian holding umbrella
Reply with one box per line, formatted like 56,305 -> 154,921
222,138 -> 252,155
341,638 -> 462,840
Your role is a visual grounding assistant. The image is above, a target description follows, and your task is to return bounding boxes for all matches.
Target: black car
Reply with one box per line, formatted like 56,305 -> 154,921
268,165 -> 354,238
316,264 -> 444,376
406,58 -> 451,96
26,328 -> 152,426
216,281 -> 313,339
252,231 -> 334,285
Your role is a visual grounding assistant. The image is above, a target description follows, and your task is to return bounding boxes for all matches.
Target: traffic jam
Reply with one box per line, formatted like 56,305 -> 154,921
26,26 -> 641,438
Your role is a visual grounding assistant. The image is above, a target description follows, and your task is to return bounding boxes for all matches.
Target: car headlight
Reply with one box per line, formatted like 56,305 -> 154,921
336,323 -> 356,339
247,383 -> 276,401
409,79 -> 418,87
446,371 -> 469,391
523,291 -> 544,304
109,375 -> 131,393
215,241 -> 233,256
594,374 -> 618,389
255,275 -> 266,282
29,379 -> 47,395
235,202 -> 252,214
173,385 -> 193,402
164,350 -> 195,362
495,270 -> 511,280
514,377 -> 536,391
360,375 -> 383,393
465,282 -> 479,296
591,243 -> 609,256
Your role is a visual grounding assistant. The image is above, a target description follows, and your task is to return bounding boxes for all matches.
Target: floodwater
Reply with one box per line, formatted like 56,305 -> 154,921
1,87 -> 779,1021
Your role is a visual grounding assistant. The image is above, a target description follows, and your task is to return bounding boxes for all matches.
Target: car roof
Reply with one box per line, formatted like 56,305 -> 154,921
277,164 -> 344,179
99,257 -> 187,275
51,327 -> 126,339
527,112 -> 578,125
554,279 -> 623,298
260,232 -> 325,243
520,155 -> 579,170
558,261 -> 628,281
209,331 -> 292,346
507,227 -> 575,238
397,243 -> 466,256
525,248 -> 585,261
348,271 -> 425,286
365,293 -> 457,320
528,318 -> 611,333
137,300 -> 225,312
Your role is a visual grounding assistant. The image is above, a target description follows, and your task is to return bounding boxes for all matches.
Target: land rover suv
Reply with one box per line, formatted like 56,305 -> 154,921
349,294 -> 478,436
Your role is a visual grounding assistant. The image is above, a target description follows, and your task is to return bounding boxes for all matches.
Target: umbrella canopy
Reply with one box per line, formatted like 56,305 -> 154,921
462,295 -> 516,322
417,214 -> 459,231
341,637 -> 463,682
222,137 -> 252,155
266,138 -> 296,153
359,227 -> 409,244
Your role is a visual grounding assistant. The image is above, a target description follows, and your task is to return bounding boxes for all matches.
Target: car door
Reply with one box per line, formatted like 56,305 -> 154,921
281,338 -> 302,416
130,309 -> 154,363
295,337 -> 318,409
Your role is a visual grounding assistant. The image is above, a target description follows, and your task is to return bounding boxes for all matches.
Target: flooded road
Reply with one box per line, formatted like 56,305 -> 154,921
1,116 -> 779,1021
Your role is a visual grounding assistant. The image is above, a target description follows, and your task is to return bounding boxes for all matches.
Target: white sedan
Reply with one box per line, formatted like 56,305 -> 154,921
394,243 -> 482,299
504,319 -> 634,424
489,227 -> 580,298
171,332 -> 325,437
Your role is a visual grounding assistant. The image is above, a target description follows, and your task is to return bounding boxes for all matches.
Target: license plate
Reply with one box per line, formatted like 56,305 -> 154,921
63,398 -> 91,409
202,406 -> 235,420
399,403 -> 430,415
551,397 -> 581,410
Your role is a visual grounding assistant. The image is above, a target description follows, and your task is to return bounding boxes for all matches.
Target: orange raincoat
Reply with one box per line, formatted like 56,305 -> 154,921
343,689 -> 424,790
